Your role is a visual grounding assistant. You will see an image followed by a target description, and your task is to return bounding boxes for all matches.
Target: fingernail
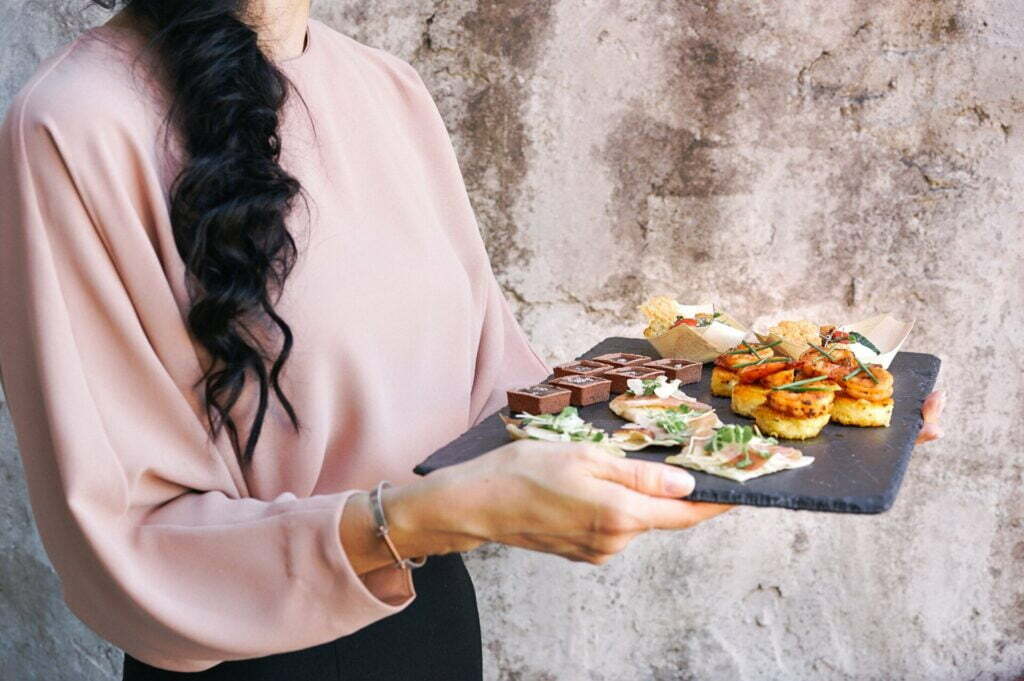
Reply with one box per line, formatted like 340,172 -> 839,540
664,469 -> 695,497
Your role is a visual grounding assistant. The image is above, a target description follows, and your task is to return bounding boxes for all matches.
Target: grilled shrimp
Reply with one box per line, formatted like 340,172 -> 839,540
766,387 -> 834,418
761,368 -> 796,388
715,344 -> 774,371
796,347 -> 857,381
736,359 -> 793,384
840,364 -> 893,402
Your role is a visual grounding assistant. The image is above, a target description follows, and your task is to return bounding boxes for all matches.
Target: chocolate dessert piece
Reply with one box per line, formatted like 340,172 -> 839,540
553,359 -> 613,378
506,383 -> 571,414
550,375 -> 613,407
592,352 -> 651,368
601,367 -> 667,393
644,358 -> 702,385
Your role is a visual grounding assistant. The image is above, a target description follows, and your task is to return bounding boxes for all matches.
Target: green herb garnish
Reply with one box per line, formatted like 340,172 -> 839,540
770,375 -> 829,391
653,405 -> 697,442
808,343 -> 835,361
639,378 -> 662,395
704,424 -> 776,468
843,367 -> 862,381
518,407 -> 607,441
630,376 -> 679,396
724,339 -> 782,356
704,424 -> 754,453
854,355 -> 879,384
732,356 -> 791,369
848,331 -> 880,354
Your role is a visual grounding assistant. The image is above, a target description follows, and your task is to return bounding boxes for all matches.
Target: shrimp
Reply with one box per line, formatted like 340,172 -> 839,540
735,359 -> 793,384
715,344 -> 775,371
840,364 -> 893,402
760,369 -> 796,388
796,347 -> 856,381
766,387 -> 834,418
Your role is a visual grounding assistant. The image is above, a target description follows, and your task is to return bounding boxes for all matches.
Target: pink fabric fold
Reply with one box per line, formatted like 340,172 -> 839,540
0,17 -> 549,672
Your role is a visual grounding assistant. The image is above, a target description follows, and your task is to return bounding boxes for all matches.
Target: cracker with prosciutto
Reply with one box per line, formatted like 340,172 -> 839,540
500,407 -> 625,457
665,424 -> 814,483
609,403 -> 718,451
609,423 -> 687,451
609,376 -> 721,430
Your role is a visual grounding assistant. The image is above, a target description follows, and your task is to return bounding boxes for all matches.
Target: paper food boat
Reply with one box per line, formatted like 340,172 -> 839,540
645,302 -> 749,364
754,313 -> 914,369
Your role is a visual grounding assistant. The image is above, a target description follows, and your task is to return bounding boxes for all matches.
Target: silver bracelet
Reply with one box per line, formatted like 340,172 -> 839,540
368,480 -> 427,570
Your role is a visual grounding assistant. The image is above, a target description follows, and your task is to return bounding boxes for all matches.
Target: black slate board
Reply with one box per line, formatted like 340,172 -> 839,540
415,337 -> 941,514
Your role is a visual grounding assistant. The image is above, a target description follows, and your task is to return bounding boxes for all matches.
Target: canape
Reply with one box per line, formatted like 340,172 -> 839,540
752,374 -> 836,440
831,361 -> 895,427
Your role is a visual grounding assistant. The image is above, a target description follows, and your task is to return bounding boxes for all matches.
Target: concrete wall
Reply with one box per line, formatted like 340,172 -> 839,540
2,1 -> 1022,679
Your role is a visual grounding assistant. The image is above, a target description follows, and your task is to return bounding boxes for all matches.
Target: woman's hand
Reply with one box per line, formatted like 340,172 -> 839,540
376,440 -> 731,568
916,390 -> 945,444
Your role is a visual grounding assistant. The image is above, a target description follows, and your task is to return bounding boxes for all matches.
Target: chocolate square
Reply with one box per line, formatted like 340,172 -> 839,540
644,358 -> 702,385
549,375 -> 613,406
592,352 -> 651,368
601,367 -> 667,393
552,359 -> 613,378
506,383 -> 571,414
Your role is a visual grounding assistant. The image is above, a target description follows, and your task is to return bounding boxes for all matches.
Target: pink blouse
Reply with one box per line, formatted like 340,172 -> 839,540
0,18 -> 550,672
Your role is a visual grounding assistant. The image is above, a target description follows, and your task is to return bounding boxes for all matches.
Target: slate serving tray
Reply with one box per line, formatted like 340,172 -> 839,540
415,337 -> 941,514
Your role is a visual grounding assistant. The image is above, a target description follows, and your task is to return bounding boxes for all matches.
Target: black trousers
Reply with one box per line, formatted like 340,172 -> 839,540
122,553 -> 482,681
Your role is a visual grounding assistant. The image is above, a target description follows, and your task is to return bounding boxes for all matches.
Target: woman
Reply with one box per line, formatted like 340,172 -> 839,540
0,2 -> 736,678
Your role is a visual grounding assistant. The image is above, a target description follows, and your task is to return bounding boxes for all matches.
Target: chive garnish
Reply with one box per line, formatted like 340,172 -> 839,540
732,357 -> 791,369
724,339 -> 782,356
808,343 -> 834,361
770,375 -> 828,391
854,355 -> 879,384
843,367 -> 862,381
724,337 -> 778,356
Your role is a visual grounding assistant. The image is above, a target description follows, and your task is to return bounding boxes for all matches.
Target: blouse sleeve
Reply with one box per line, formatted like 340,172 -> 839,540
0,74 -> 416,672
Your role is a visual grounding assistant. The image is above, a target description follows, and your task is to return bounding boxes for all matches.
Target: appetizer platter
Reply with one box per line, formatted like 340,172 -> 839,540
415,331 -> 940,513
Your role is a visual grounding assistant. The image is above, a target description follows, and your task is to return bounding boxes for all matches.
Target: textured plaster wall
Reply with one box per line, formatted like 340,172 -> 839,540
2,1 -> 1023,680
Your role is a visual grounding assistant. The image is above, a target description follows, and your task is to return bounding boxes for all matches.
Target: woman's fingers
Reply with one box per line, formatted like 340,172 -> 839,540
585,450 -> 696,498
921,390 -> 945,422
681,501 -> 735,523
916,422 -> 943,444
624,493 -> 735,530
916,390 -> 945,444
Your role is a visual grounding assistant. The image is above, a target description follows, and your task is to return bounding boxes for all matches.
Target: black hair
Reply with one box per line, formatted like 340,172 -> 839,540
92,1 -> 305,466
